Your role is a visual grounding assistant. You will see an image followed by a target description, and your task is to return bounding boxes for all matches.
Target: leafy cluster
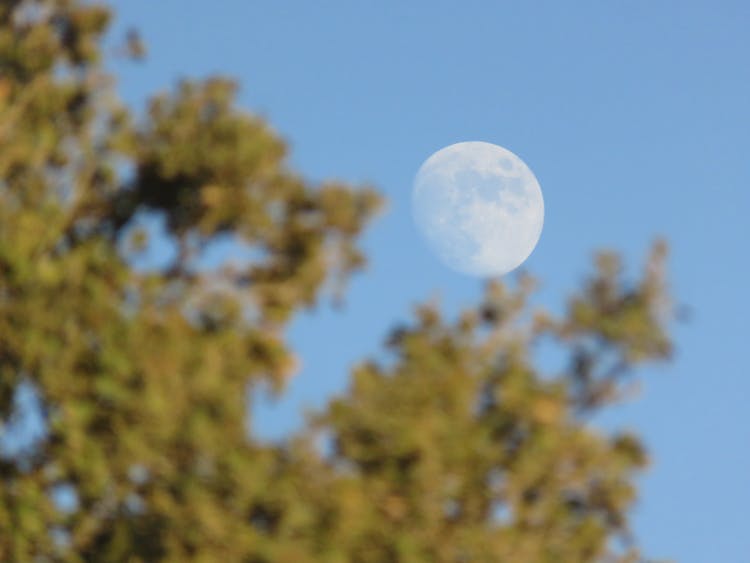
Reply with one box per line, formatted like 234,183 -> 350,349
0,2 -> 672,562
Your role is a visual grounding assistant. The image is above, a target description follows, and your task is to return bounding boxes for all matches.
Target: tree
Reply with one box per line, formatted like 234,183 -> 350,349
313,251 -> 671,562
0,2 -> 672,561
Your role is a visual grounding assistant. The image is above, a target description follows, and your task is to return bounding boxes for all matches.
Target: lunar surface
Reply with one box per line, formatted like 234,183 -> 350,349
412,141 -> 544,277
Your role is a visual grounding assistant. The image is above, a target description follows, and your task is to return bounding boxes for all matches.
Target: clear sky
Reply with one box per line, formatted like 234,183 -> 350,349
106,2 -> 750,560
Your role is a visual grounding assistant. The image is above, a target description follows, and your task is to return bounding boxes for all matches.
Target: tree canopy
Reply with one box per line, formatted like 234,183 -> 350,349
0,2 -> 673,561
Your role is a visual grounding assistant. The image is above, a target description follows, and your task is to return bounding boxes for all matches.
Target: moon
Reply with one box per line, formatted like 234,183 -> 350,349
412,141 -> 544,277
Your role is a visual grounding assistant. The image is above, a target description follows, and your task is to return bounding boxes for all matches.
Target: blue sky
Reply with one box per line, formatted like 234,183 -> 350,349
104,1 -> 749,560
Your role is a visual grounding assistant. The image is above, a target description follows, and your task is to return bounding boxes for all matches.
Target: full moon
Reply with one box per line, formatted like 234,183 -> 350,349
412,141 -> 544,277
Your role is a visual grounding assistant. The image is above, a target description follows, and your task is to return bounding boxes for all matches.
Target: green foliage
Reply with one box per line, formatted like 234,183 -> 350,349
0,2 -> 673,561
316,254 -> 671,562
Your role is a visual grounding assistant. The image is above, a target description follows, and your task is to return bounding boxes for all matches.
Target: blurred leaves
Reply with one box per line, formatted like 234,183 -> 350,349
315,245 -> 671,561
0,1 -> 673,562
